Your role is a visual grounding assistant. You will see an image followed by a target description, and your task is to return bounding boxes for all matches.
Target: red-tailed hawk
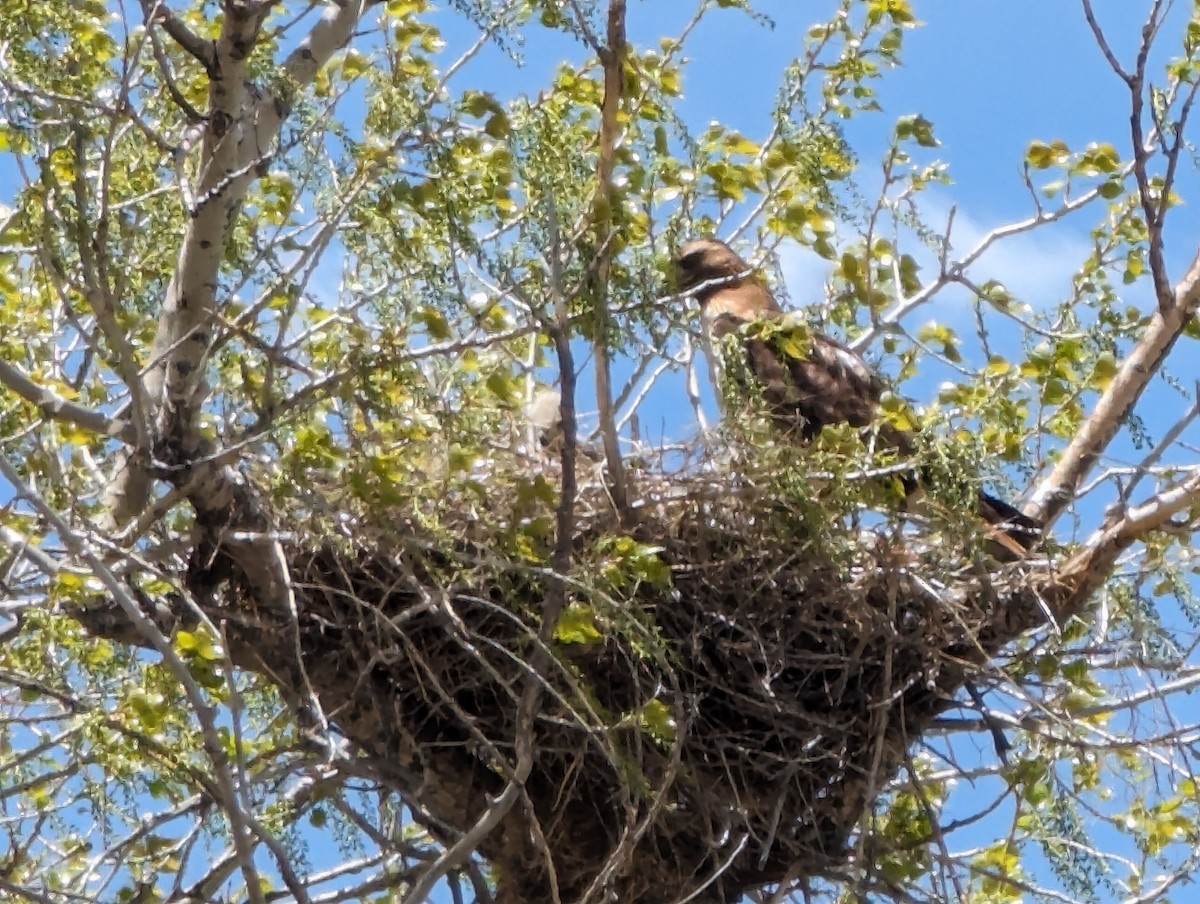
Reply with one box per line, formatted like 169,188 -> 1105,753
675,236 -> 1040,557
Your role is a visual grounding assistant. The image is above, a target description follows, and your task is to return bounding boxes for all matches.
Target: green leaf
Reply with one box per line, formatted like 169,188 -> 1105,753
1077,142 -> 1121,174
1088,352 -> 1118,390
483,112 -> 510,138
723,133 -> 759,155
840,252 -> 860,280
637,699 -> 676,745
340,49 -> 368,80
554,604 -> 603,645
485,371 -> 519,405
1026,138 -> 1069,169
895,114 -> 938,148
176,630 -> 199,653
418,307 -> 451,340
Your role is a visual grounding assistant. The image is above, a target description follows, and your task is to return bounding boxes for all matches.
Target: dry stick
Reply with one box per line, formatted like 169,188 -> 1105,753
1080,0 -> 1130,82
590,0 -> 631,523
903,752 -> 968,904
401,768 -> 526,904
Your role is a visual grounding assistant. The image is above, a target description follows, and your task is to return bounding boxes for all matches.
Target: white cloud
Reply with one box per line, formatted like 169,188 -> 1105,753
776,242 -> 833,310
938,203 -> 1092,310
774,196 -> 1096,333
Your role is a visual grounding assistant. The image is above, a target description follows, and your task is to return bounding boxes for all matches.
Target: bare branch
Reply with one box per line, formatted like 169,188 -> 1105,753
1079,0 -> 1131,84
1127,0 -> 1174,312
849,176 -> 1122,354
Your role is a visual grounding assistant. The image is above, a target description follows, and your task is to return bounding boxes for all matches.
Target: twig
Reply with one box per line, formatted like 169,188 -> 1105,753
1079,0 -> 1131,83
850,175 -> 1126,354
1126,0 -> 1173,312
1120,387 -> 1200,501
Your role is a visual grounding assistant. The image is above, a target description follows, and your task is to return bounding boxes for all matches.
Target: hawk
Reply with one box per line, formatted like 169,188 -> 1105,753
674,236 -> 1040,557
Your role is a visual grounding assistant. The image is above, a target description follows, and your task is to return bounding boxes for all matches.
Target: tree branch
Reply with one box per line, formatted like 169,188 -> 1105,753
1128,0 -> 1174,312
1026,246 -> 1200,526
140,0 -> 215,70
590,0 -> 631,523
0,358 -> 136,443
1079,0 -> 1131,84
849,176 -> 1122,354
0,455 -> 275,904
103,0 -> 373,527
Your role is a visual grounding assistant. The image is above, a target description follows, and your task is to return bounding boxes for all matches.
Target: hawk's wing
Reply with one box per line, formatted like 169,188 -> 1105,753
719,311 -> 884,442
682,241 -> 1042,557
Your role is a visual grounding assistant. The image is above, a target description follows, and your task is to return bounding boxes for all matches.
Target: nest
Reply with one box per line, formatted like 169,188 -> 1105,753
207,447 -> 1046,904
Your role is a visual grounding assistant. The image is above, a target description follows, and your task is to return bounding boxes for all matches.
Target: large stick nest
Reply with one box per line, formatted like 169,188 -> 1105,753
187,440 -> 1049,904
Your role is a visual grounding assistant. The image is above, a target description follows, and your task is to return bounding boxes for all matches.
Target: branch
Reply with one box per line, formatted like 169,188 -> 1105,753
0,358 -> 136,443
402,769 -> 527,904
849,177 -> 1122,354
140,0 -> 215,69
933,666 -> 1200,735
103,0 -> 374,527
1127,0 -> 1173,312
1079,0 -> 1131,84
0,455 -> 274,904
590,0 -> 631,523
1120,388 -> 1200,501
1026,246 -> 1200,526
546,203 -> 579,608
1028,466 -> 1200,636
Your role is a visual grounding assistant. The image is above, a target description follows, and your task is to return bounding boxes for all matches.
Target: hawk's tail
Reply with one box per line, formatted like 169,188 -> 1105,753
976,490 -> 1043,560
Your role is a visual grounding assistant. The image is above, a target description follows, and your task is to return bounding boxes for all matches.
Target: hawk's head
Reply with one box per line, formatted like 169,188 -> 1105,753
674,237 -> 755,303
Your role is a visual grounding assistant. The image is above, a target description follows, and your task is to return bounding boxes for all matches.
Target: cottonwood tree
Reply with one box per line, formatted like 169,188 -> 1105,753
2,0 -> 1200,902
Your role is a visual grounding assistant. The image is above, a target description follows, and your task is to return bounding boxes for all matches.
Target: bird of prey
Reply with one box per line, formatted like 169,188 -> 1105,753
674,236 -> 1040,557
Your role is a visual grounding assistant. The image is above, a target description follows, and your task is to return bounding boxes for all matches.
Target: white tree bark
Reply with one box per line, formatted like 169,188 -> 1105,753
1026,246 -> 1200,528
104,0 -> 373,527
